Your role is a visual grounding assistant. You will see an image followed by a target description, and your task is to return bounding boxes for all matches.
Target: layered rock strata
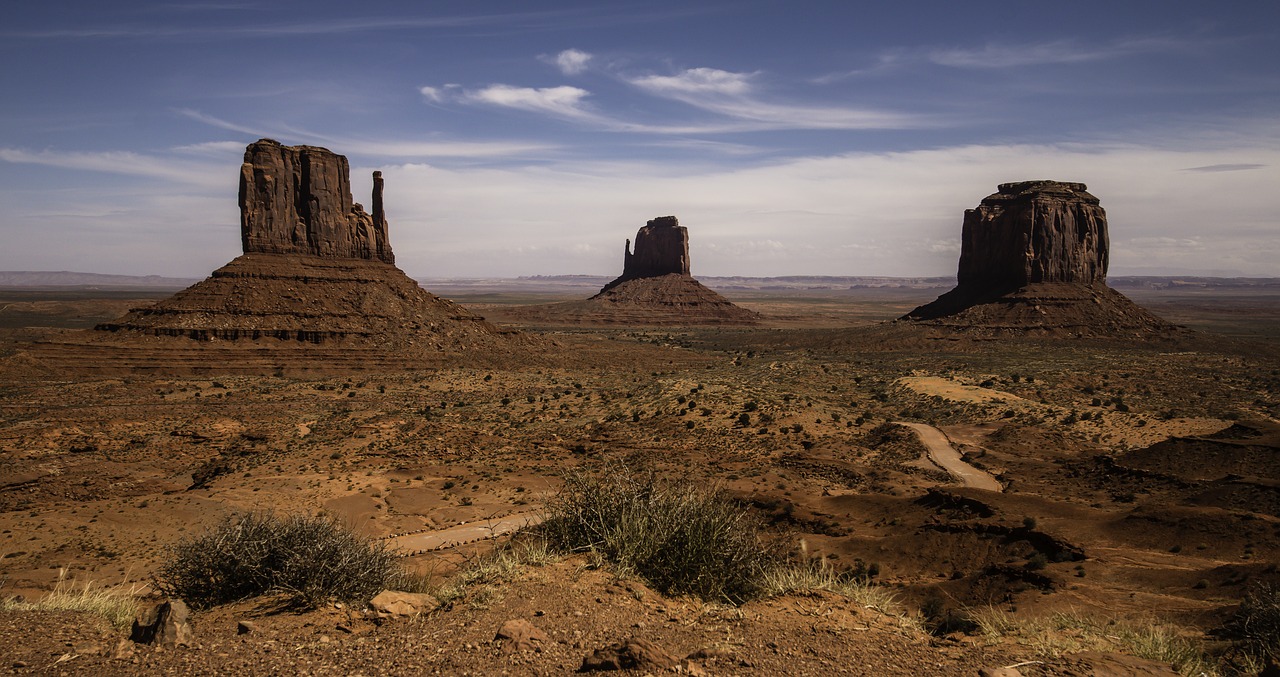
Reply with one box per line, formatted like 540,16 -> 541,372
904,181 -> 1171,336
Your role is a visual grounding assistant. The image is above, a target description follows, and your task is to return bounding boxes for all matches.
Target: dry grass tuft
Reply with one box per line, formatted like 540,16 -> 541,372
2,569 -> 143,631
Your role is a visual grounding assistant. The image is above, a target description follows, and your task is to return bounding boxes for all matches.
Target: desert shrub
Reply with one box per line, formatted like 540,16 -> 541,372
1221,581 -> 1280,662
156,511 -> 397,610
538,466 -> 784,604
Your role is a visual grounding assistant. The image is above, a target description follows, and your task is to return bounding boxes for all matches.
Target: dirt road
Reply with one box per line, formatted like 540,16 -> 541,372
896,422 -> 1003,492
389,512 -> 544,554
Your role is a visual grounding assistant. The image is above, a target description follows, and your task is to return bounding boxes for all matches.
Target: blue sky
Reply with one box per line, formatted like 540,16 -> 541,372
1,1 -> 1277,278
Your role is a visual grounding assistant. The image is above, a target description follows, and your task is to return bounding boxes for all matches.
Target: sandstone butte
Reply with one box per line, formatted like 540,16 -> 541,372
903,180 -> 1173,337
17,139 -> 539,374
508,216 -> 761,326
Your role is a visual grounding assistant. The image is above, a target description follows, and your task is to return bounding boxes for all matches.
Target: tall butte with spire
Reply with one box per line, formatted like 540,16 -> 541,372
903,181 -> 1171,336
65,139 -> 533,372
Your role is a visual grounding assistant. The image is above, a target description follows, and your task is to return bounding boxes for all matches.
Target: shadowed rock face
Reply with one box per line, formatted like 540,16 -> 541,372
239,139 -> 394,264
957,181 -> 1107,291
621,216 -> 690,280
904,181 -> 1171,335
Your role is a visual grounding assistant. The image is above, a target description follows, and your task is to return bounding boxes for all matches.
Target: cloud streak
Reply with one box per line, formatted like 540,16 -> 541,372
928,35 -> 1188,69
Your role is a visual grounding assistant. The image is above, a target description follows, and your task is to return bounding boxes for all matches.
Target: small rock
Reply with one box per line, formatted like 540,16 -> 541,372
979,668 -> 1024,677
580,638 -> 680,672
369,590 -> 439,618
237,621 -> 259,635
495,619 -> 549,654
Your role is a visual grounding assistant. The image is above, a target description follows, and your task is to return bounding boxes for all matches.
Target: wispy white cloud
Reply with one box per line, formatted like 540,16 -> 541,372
631,68 -> 755,96
627,67 -> 929,130
175,108 -> 264,136
545,48 -> 593,76
0,147 -> 223,186
460,84 -> 598,121
929,36 -> 1184,69
179,107 -> 555,159
1182,163 -> 1267,172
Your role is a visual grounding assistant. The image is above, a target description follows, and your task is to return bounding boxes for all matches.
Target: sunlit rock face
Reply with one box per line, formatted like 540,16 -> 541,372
238,139 -> 394,264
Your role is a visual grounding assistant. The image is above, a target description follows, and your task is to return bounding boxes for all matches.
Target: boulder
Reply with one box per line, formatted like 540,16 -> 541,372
238,139 -> 394,263
130,598 -> 192,648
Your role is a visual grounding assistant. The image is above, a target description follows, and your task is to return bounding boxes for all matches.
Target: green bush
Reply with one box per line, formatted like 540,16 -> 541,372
538,466 -> 784,604
156,511 -> 397,610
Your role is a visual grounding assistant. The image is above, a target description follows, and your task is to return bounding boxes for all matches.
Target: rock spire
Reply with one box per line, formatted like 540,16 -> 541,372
238,139 -> 394,263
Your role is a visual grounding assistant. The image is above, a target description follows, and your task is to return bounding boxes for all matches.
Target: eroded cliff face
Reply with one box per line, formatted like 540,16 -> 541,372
238,139 -> 394,263
956,181 -> 1107,291
621,216 -> 690,279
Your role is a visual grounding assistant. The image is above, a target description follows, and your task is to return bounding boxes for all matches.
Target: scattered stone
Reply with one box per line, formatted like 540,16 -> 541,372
236,620 -> 259,635
580,638 -> 680,672
494,619 -> 549,654
112,638 -> 135,660
130,598 -> 193,648
368,590 -> 439,618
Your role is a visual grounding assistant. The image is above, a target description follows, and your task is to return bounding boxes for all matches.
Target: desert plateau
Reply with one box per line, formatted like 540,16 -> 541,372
0,139 -> 1278,677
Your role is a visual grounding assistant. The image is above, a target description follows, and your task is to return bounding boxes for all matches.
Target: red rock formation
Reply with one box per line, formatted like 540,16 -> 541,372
238,139 -> 393,263
621,216 -> 690,280
957,181 -> 1107,291
905,181 -> 1171,336
73,140 -> 542,372
502,216 -> 759,326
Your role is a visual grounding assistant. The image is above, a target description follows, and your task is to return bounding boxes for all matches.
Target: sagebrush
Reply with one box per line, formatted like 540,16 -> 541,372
156,511 -> 397,610
538,466 -> 786,604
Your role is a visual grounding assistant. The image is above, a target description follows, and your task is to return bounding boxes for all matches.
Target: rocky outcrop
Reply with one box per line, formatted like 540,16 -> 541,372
501,216 -> 760,326
70,140 -> 542,373
956,181 -> 1107,291
620,215 -> 690,280
904,181 -> 1172,336
239,139 -> 393,263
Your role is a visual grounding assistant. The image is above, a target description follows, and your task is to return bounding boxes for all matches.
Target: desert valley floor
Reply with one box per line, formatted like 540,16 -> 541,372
0,279 -> 1278,675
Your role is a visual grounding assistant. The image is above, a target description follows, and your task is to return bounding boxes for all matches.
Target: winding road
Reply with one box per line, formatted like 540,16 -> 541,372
896,422 -> 1003,492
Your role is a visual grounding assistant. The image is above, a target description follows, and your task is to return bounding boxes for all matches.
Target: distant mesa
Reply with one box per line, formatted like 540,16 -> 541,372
904,181 -> 1173,336
31,138 -> 536,373
506,216 -> 761,326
